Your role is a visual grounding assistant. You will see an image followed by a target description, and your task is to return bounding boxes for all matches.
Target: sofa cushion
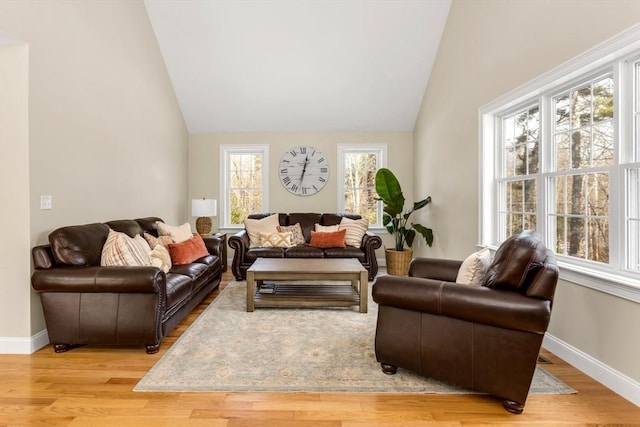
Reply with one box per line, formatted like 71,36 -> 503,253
309,230 -> 346,248
245,213 -> 280,248
164,273 -> 194,310
245,247 -> 285,262
169,262 -> 209,280
284,245 -> 324,258
105,219 -> 144,238
456,248 -> 491,285
277,223 -> 306,246
168,235 -> 209,265
339,216 -> 368,248
324,246 -> 365,261
101,230 -> 151,267
49,223 -> 110,266
157,222 -> 193,243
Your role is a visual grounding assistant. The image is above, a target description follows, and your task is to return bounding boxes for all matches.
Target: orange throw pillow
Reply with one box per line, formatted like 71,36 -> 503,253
309,229 -> 346,249
168,235 -> 209,265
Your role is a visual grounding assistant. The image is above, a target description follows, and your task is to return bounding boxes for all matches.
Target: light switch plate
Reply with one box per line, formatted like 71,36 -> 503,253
40,195 -> 52,210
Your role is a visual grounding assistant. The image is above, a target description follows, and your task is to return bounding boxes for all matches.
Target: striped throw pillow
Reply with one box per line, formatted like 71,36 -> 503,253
339,217 -> 369,248
101,230 -> 151,267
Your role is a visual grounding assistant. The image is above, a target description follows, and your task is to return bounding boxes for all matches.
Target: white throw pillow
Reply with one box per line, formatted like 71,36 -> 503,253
338,217 -> 369,248
244,213 -> 280,248
455,247 -> 492,285
101,229 -> 151,267
315,223 -> 340,232
259,231 -> 293,248
156,221 -> 193,243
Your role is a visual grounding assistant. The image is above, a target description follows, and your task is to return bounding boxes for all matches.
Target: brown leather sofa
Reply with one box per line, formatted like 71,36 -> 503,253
31,217 -> 223,354
372,231 -> 559,414
228,213 -> 382,281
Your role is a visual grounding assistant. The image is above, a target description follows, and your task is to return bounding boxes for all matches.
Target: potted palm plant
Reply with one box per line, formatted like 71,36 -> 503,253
375,167 -> 434,275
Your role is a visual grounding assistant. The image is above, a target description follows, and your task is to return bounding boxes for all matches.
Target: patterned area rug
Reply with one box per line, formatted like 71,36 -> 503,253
135,280 -> 576,394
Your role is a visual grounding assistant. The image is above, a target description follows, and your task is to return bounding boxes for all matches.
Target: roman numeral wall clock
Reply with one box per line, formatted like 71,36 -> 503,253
278,145 -> 329,196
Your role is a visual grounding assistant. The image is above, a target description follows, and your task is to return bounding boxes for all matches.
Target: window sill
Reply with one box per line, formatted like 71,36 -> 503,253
556,261 -> 640,303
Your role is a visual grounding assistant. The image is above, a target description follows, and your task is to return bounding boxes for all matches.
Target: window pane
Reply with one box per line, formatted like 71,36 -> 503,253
555,133 -> 571,170
573,86 -> 591,128
593,122 -> 614,166
527,141 -> 539,174
524,179 -> 536,213
528,107 -> 539,140
566,175 -> 586,215
572,129 -> 591,169
505,145 -> 516,177
593,76 -> 614,122
556,216 -> 567,255
629,220 -> 640,271
341,148 -> 383,226
524,214 -> 536,230
586,173 -> 609,217
567,217 -> 585,258
556,176 -> 566,214
587,218 -> 609,263
555,94 -> 570,132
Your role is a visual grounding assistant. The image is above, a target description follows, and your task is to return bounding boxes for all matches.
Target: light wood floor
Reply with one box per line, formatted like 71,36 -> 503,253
1,271 -> 638,426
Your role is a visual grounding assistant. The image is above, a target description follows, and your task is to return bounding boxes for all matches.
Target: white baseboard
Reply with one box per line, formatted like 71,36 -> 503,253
543,333 -> 640,407
0,329 -> 49,354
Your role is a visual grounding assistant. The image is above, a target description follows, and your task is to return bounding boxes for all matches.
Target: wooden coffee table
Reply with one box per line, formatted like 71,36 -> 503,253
246,258 -> 368,313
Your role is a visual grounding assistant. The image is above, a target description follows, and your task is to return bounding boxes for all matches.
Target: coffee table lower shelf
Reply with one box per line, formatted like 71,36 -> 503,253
254,283 -> 361,309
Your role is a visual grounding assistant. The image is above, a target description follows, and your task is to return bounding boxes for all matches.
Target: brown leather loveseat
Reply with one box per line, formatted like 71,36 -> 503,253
229,213 -> 382,281
31,217 -> 223,354
372,230 -> 559,413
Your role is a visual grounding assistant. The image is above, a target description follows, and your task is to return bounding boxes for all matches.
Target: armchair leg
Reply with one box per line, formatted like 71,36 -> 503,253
502,400 -> 524,414
380,363 -> 397,375
146,343 -> 160,354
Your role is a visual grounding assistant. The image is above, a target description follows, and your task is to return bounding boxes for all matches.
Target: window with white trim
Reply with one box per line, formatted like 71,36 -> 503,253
480,26 -> 640,299
220,145 -> 269,227
337,145 -> 386,227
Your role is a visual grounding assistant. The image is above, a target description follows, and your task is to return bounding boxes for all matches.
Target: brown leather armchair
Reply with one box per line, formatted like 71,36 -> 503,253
372,231 -> 559,414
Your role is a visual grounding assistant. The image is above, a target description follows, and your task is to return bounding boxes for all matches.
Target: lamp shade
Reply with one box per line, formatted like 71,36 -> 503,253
191,199 -> 217,217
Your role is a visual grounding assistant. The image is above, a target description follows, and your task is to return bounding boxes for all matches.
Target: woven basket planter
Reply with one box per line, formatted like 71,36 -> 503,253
385,248 -> 413,276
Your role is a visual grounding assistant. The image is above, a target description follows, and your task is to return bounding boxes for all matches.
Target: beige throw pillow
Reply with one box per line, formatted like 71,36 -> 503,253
156,222 -> 193,243
244,214 -> 280,248
277,223 -> 306,246
315,223 -> 340,232
338,217 -> 369,248
259,231 -> 293,248
149,244 -> 172,273
455,248 -> 492,285
101,229 -> 151,267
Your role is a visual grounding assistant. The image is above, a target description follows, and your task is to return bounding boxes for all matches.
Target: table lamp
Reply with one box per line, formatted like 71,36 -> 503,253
192,198 -> 217,236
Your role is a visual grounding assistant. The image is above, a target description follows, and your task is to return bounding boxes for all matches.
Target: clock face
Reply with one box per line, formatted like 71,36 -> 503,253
279,146 -> 329,196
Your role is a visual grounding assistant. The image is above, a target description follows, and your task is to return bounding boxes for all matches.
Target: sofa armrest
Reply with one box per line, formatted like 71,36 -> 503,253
372,275 -> 551,334
32,266 -> 165,294
409,257 -> 462,282
229,230 -> 250,279
361,231 -> 382,280
202,235 -> 223,258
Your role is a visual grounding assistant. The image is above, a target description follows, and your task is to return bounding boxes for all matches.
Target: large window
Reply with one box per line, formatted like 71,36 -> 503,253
337,145 -> 386,227
220,145 -> 269,227
480,26 -> 640,299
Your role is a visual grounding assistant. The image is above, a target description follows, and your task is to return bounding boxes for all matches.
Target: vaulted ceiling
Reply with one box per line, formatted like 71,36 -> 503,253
144,0 -> 451,133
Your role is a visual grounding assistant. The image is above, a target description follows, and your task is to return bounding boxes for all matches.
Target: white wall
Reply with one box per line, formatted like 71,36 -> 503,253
0,0 -> 188,349
414,0 -> 640,394
0,43 -> 30,345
